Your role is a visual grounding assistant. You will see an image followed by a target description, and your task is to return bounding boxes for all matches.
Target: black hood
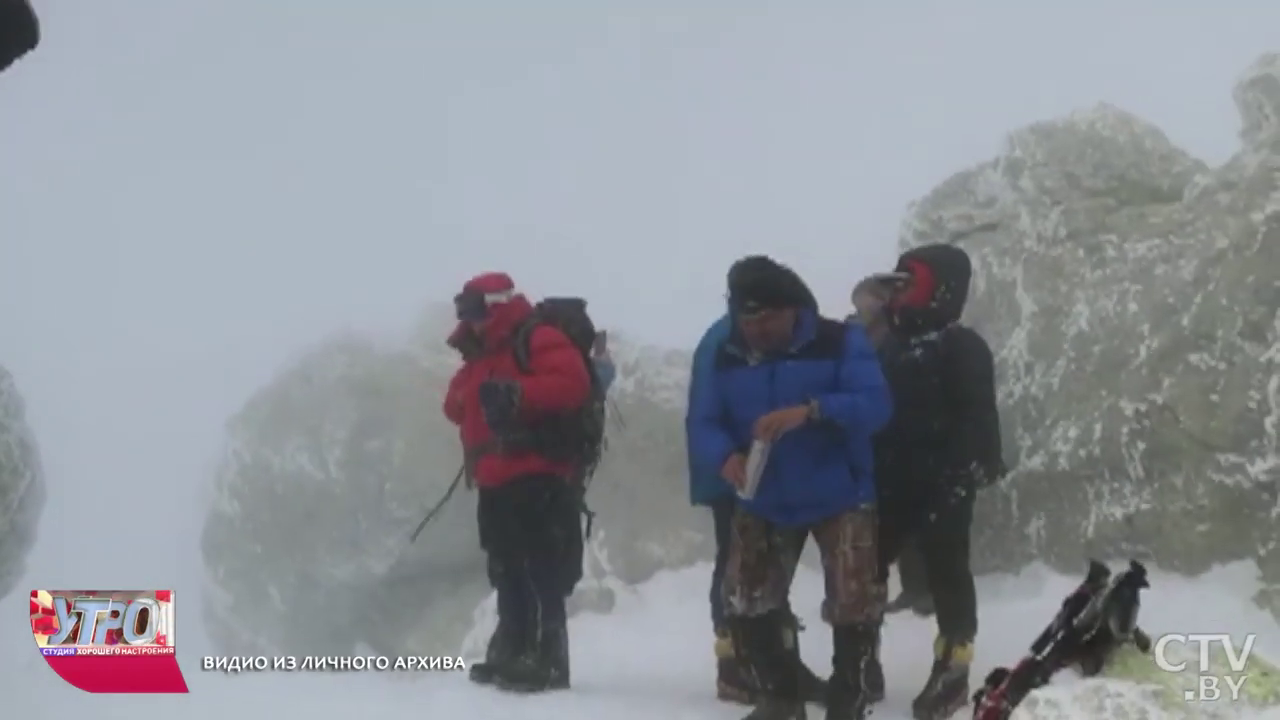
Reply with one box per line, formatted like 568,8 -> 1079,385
891,243 -> 972,331
727,255 -> 819,313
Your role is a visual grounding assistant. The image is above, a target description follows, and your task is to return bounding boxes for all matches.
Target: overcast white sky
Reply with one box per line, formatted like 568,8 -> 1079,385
2,1 -> 1278,715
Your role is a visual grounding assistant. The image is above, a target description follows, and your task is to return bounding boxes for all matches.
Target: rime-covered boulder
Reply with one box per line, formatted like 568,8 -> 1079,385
200,304 -> 703,658
0,365 -> 46,600
897,54 -> 1280,610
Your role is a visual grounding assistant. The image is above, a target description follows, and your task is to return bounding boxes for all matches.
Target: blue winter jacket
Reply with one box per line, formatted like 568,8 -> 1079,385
686,310 -> 892,527
686,315 -> 735,505
593,357 -> 617,394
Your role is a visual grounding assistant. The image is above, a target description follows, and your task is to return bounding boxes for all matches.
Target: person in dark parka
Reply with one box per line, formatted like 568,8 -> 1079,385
870,244 -> 1005,720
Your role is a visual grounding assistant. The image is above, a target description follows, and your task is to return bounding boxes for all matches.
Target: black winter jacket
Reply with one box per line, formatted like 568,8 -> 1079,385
873,244 -> 1005,506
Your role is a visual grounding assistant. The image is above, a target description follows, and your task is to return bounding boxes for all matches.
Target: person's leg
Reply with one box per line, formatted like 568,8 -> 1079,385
469,486 -> 528,685
559,483 -> 586,597
865,497 -> 914,703
811,505 -> 886,720
491,475 -> 573,692
710,496 -> 736,634
722,507 -> 807,720
887,540 -> 935,616
709,496 -> 758,703
912,489 -> 977,719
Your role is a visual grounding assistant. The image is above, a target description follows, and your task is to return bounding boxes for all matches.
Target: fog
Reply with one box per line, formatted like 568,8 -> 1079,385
2,1 -> 1277,715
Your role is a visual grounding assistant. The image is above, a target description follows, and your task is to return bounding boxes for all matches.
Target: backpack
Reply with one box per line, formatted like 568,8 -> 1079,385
511,297 -> 608,483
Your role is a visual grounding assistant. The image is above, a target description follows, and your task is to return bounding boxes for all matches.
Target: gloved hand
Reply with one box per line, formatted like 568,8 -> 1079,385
478,379 -> 521,430
446,323 -> 483,361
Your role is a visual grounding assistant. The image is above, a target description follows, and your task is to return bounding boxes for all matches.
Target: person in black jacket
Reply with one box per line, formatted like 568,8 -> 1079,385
869,244 -> 1005,720
0,0 -> 39,75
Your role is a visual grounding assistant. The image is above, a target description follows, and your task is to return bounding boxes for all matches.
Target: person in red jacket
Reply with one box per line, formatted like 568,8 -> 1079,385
443,271 -> 592,693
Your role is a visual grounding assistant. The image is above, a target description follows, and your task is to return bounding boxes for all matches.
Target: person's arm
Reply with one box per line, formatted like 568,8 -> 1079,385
515,325 -> 591,413
811,324 -> 893,434
685,345 -> 738,480
443,366 -> 469,425
941,326 -> 1005,484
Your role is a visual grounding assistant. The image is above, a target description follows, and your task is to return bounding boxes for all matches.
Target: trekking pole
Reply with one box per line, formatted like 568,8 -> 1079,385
408,465 -> 466,543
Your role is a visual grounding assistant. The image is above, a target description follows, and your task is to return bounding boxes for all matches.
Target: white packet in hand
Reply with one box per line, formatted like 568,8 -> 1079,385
739,440 -> 771,500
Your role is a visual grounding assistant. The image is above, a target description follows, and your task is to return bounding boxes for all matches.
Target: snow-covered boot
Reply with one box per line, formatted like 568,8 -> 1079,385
826,623 -> 878,720
495,624 -> 570,693
469,619 -> 520,685
780,614 -> 828,705
732,613 -> 806,720
716,628 -> 758,704
911,637 -> 973,720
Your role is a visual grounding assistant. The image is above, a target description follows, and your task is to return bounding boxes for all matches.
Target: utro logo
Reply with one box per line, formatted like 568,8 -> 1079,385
49,594 -> 163,645
1152,633 -> 1256,702
29,589 -> 188,693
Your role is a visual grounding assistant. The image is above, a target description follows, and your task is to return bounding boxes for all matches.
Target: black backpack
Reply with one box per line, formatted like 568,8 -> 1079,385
512,297 -> 608,483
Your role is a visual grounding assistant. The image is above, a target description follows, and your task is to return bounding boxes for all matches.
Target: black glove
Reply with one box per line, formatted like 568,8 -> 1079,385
478,380 -> 521,431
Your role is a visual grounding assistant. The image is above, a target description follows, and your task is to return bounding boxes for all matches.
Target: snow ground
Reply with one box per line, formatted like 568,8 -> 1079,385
10,561 -> 1280,719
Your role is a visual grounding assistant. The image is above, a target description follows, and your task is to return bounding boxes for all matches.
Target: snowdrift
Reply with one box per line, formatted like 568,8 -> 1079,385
24,561 -> 1280,720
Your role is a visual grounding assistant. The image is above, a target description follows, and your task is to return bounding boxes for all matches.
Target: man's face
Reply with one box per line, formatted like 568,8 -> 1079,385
467,319 -> 488,335
737,307 -> 797,353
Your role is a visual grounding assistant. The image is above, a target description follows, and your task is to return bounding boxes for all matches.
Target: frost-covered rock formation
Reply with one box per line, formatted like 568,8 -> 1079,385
898,53 -> 1280,614
0,365 -> 46,600
201,304 -> 704,658
203,52 -> 1280,649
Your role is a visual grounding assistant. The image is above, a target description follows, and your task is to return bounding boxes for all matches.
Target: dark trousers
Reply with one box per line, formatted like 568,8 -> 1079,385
897,539 -> 930,597
878,486 -> 977,642
478,474 -> 576,658
709,495 -> 736,632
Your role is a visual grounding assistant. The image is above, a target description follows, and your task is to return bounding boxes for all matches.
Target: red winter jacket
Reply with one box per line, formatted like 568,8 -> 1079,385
443,286 -> 591,488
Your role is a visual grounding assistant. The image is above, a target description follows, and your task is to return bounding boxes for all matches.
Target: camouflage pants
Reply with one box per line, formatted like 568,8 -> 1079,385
722,505 -> 886,626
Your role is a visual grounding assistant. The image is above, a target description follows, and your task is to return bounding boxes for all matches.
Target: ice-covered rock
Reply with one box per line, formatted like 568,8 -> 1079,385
200,305 -> 702,658
897,55 -> 1280,614
0,364 -> 46,600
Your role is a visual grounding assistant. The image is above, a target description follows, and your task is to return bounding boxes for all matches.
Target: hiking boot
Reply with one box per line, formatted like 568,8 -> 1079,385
742,698 -> 807,720
826,624 -> 878,720
716,628 -> 758,703
780,615 -> 827,705
495,624 -> 570,693
729,613 -> 805,717
468,620 -> 520,686
911,637 -> 972,720
798,659 -> 828,705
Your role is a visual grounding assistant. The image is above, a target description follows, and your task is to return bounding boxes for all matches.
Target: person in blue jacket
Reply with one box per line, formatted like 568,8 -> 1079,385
688,260 -> 828,707
688,255 -> 893,720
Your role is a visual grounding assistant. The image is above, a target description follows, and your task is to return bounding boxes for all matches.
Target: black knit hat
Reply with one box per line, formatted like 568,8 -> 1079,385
727,255 -> 809,314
